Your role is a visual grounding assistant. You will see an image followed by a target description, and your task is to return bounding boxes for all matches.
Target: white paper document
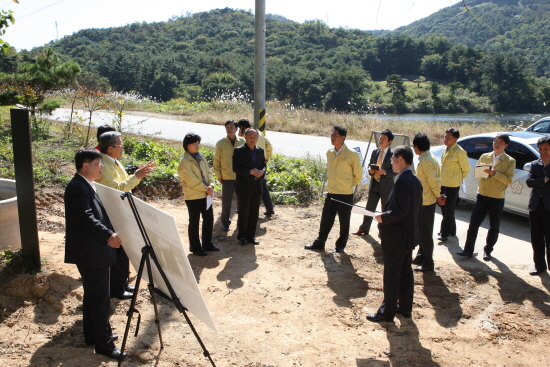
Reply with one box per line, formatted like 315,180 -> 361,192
474,164 -> 492,179
206,194 -> 213,210
351,205 -> 377,217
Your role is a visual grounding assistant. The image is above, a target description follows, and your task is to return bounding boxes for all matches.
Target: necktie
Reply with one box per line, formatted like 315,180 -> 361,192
374,149 -> 384,181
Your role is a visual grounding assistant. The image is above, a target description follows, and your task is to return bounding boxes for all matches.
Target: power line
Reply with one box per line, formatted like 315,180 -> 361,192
12,0 -> 69,20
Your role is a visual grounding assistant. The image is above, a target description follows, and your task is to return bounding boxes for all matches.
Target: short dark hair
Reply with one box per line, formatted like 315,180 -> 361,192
96,125 -> 116,142
75,149 -> 101,171
392,145 -> 414,166
495,133 -> 510,145
99,131 -> 121,153
333,125 -> 347,137
225,120 -> 238,128
537,136 -> 550,147
413,133 -> 430,152
446,128 -> 460,139
183,132 -> 201,151
237,118 -> 251,129
380,129 -> 394,142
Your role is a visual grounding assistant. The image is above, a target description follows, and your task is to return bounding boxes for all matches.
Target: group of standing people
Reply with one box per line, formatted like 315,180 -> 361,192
63,120 -> 550,356
177,118 -> 275,256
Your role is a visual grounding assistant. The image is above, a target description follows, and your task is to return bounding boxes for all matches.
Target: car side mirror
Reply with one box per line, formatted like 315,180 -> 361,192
523,162 -> 532,171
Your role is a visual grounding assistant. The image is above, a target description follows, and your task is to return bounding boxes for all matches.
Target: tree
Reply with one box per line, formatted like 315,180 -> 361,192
1,48 -> 80,114
81,87 -> 108,147
0,6 -> 15,53
385,74 -> 408,112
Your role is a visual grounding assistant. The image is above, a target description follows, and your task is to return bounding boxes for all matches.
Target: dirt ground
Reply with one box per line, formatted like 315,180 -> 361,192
1,189 -> 550,367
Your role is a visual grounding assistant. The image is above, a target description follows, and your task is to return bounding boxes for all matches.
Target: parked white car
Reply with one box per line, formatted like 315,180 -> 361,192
430,131 -> 543,217
524,117 -> 550,134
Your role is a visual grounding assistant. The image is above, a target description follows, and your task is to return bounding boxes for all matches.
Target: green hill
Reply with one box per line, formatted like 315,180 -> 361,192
386,0 -> 550,77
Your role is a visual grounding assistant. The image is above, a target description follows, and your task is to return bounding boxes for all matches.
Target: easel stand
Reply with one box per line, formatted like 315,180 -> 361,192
117,193 -> 216,367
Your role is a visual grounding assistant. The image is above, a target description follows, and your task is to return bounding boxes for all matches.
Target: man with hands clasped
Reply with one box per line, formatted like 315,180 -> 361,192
526,136 -> 550,276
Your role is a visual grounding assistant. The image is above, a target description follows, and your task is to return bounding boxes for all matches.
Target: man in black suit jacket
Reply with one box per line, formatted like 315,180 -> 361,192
367,146 -> 422,323
526,136 -> 550,276
233,128 -> 266,245
352,129 -> 396,236
64,149 -> 126,360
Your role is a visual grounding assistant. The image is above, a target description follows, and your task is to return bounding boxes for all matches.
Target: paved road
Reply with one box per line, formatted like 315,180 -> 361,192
50,109 -> 374,161
51,109 -> 538,275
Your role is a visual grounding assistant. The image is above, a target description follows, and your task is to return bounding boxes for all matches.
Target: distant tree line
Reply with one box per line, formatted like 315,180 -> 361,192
1,7 -> 549,113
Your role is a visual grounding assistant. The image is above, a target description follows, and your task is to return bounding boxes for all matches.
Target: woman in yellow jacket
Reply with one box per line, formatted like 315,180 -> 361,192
178,133 -> 219,256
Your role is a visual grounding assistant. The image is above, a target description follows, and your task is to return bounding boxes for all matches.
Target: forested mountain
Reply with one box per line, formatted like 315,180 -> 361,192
387,0 -> 550,78
2,6 -> 549,113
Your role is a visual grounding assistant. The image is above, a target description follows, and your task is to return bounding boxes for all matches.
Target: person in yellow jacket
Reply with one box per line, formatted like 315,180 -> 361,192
305,125 -> 362,253
178,133 -> 219,256
439,128 -> 470,241
97,131 -> 156,300
412,133 -> 441,272
238,119 -> 275,216
214,120 -> 245,231
457,133 -> 516,260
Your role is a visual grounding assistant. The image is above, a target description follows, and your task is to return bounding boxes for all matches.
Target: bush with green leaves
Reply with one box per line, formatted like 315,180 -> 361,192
123,137 -> 179,165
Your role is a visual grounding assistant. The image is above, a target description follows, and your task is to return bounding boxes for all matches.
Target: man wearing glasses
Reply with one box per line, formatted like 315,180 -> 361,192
526,136 -> 550,276
97,131 -> 156,299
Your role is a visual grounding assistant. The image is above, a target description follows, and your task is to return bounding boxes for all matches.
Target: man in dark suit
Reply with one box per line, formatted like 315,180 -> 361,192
526,136 -> 550,276
64,149 -> 127,360
352,129 -> 396,236
367,146 -> 422,323
233,128 -> 266,245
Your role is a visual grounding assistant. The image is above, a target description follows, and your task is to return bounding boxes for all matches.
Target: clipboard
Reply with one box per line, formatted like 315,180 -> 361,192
474,164 -> 492,179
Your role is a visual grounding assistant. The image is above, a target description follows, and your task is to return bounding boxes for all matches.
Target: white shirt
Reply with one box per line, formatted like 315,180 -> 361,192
78,173 -> 96,192
493,152 -> 503,167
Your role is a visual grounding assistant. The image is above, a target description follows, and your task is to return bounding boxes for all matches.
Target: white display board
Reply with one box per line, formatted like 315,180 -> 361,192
96,183 -> 217,332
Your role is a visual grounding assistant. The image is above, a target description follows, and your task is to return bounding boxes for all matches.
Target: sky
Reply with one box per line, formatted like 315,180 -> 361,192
1,0 -> 460,51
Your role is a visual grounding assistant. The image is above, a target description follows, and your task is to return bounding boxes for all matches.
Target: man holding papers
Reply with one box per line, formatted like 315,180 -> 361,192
457,134 -> 515,260
367,146 -> 422,322
305,125 -> 362,253
352,129 -> 396,236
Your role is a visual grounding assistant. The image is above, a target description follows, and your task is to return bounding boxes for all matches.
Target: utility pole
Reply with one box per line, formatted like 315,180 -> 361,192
254,0 -> 266,134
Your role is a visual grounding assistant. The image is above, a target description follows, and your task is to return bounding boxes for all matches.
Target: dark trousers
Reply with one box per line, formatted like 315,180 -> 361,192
77,264 -> 115,352
377,249 -> 414,319
529,202 -> 550,271
313,193 -> 353,249
464,194 -> 505,254
440,186 -> 460,237
261,176 -> 274,213
416,203 -> 436,267
360,180 -> 389,233
185,197 -> 214,252
109,246 -> 129,297
220,180 -> 236,228
236,183 -> 261,240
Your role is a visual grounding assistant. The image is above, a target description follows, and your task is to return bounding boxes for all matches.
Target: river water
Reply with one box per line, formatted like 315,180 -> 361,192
368,113 -> 550,128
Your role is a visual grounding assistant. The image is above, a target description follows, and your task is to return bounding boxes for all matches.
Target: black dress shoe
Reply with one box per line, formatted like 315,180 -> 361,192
126,285 -> 135,292
333,248 -> 344,254
438,235 -> 448,242
204,244 -> 220,251
304,244 -> 325,251
112,291 -> 133,300
191,249 -> 208,256
264,211 -> 275,216
414,265 -> 434,272
95,347 -> 127,360
529,269 -> 547,276
456,250 -> 473,258
221,226 -> 230,232
246,238 -> 260,244
366,313 -> 394,323
483,251 -> 492,261
412,257 -> 423,265
395,309 -> 412,318
238,238 -> 247,246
